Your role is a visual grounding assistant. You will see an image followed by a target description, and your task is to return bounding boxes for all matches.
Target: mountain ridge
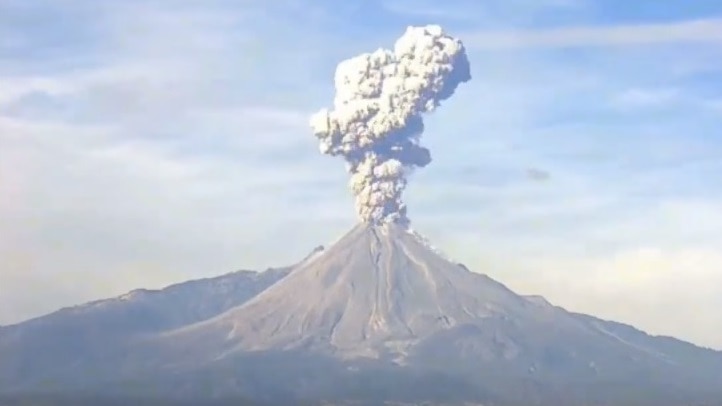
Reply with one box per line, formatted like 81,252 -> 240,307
1,223 -> 720,405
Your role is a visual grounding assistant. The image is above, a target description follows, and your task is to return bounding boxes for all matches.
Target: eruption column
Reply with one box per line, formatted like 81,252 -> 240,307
310,25 -> 471,225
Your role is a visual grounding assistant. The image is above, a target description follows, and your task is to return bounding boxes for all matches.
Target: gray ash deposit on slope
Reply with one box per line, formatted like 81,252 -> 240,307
155,223 -> 537,360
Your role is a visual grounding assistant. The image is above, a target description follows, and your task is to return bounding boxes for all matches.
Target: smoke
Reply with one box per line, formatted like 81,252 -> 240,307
310,25 -> 471,225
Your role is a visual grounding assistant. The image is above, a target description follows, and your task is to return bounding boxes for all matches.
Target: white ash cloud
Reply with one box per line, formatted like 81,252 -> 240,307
310,25 -> 471,225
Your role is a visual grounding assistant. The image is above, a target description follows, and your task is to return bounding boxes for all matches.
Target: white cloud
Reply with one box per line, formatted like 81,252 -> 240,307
610,87 -> 682,108
465,18 -> 722,49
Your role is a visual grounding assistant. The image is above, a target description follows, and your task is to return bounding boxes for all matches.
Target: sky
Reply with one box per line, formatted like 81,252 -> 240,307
1,0 -> 721,349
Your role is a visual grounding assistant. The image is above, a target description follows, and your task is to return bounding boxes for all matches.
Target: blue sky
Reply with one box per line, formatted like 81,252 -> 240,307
1,0 -> 721,348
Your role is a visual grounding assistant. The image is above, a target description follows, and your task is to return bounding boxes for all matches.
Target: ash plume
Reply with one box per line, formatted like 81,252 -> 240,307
310,25 -> 471,226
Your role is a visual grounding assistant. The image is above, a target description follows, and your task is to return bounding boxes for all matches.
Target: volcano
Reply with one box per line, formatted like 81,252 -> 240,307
1,223 -> 721,405
156,222 -> 537,359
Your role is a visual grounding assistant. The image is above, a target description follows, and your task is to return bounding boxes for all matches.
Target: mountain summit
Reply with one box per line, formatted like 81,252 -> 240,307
1,223 -> 721,405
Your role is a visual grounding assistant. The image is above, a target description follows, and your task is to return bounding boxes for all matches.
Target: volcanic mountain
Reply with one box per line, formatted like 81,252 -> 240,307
156,222 -> 537,359
1,223 -> 721,405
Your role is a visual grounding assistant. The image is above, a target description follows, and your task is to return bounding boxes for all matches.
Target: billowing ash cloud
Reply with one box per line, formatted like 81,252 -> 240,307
310,25 -> 471,226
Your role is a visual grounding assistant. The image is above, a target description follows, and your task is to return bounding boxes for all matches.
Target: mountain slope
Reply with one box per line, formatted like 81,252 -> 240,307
0,265 -> 293,390
0,223 -> 720,405
135,223 -> 722,403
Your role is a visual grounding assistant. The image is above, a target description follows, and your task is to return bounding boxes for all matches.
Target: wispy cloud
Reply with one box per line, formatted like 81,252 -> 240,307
381,0 -> 485,22
465,18 -> 722,49
610,87 -> 682,108
0,0 -> 354,323
380,0 -> 589,28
